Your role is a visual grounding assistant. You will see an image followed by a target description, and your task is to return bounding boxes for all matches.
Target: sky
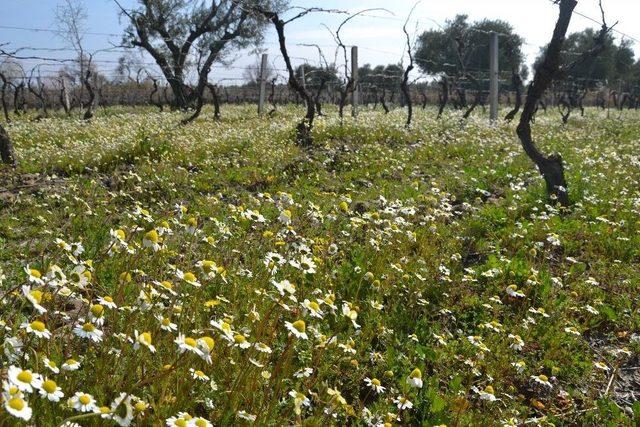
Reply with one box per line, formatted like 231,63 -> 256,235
1,0 -> 640,84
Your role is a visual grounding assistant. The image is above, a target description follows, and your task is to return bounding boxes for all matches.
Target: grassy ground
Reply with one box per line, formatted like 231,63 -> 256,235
0,105 -> 639,426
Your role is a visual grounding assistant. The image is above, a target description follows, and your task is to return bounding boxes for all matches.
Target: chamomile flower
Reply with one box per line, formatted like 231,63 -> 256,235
508,334 -> 525,351
98,295 -> 117,309
176,269 -> 201,287
22,285 -> 47,314
364,377 -> 386,393
158,316 -> 178,332
174,334 -> 204,357
89,304 -> 106,326
196,260 -> 219,279
69,391 -> 97,412
272,279 -> 296,296
62,358 -> 81,371
73,321 -> 103,342
43,357 -> 60,374
25,266 -> 45,285
108,392 -> 134,427
237,410 -> 257,422
278,209 -> 292,225
190,368 -> 210,381
191,417 -> 213,427
254,342 -> 272,353
21,320 -> 52,339
232,334 -> 251,349
290,255 -> 317,274
143,229 -> 162,251
211,319 -> 235,341
531,374 -> 552,388
3,393 -> 32,420
407,368 -> 423,388
38,378 -> 64,402
8,366 -> 43,393
506,284 -> 525,298
594,361 -> 610,371
394,395 -> 413,410
511,360 -> 526,374
302,299 -> 324,318
166,412 -> 194,426
185,216 -> 198,234
476,385 -> 497,401
133,330 -> 156,353
285,320 -> 308,339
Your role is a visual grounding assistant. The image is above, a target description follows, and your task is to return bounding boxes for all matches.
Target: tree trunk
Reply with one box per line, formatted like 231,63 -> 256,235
0,124 -> 16,166
504,72 -> 523,122
437,76 -> 449,119
516,0 -> 578,207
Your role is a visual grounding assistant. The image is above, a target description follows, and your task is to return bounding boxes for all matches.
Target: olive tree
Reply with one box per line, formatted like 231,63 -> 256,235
116,0 -> 286,120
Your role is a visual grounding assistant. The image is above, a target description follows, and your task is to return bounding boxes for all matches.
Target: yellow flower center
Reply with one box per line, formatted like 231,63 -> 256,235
79,395 -> 91,405
187,217 -> 197,227
184,337 -> 197,348
134,401 -> 147,411
99,406 -> 110,414
30,290 -> 43,303
8,397 -> 25,411
410,368 -> 422,379
183,272 -> 196,282
90,304 -> 104,317
103,296 -> 114,303
309,301 -> 320,311
161,281 -> 173,289
201,260 -> 215,272
30,269 -> 42,278
195,420 -> 208,427
194,370 -> 205,377
175,420 -> 188,427
371,378 -> 381,386
199,336 -> 215,351
82,323 -> 96,332
162,317 -> 171,326
140,332 -> 152,346
234,334 -> 246,344
43,380 -> 57,393
65,358 -> 77,366
292,320 -> 306,333
484,385 -> 495,394
145,229 -> 159,243
115,229 -> 126,240
30,320 -> 46,332
17,371 -> 33,383
539,375 -> 549,382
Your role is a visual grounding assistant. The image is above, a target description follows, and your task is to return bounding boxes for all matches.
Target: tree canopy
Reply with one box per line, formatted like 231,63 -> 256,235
534,28 -> 636,88
414,15 -> 525,76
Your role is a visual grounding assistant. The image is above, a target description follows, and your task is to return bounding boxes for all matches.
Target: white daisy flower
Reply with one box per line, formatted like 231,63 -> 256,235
69,391 -> 97,412
21,320 -> 52,339
7,366 -> 43,393
406,368 -> 423,388
22,285 -> 47,314
285,320 -> 308,339
364,377 -> 386,393
38,379 -> 64,402
73,322 -> 103,342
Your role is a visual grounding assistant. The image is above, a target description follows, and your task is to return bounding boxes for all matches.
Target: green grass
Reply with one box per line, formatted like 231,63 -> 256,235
0,105 -> 639,426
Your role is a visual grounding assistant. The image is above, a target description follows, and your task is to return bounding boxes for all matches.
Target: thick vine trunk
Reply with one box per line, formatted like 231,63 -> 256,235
504,72 -> 523,122
437,75 -> 449,119
516,0 -> 577,207
0,124 -> 16,166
